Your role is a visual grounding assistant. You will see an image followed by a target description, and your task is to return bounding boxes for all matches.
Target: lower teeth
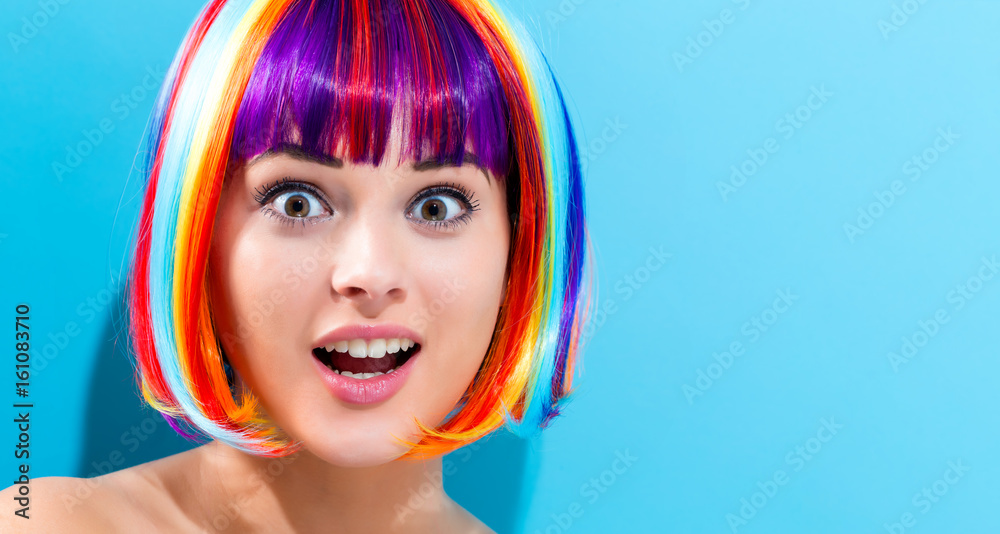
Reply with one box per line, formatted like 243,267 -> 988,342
328,368 -> 396,379
318,348 -> 410,378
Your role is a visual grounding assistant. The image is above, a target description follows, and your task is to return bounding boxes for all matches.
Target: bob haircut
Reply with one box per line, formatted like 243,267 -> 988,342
127,0 -> 592,458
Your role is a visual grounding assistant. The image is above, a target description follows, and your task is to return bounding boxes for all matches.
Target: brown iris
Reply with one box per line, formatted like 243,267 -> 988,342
284,194 -> 309,217
421,199 -> 447,221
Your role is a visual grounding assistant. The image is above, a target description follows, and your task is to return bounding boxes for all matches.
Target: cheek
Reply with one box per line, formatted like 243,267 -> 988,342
410,227 -> 510,413
210,228 -> 326,377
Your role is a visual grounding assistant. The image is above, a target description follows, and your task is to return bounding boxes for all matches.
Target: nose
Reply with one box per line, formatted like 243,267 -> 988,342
329,216 -> 406,309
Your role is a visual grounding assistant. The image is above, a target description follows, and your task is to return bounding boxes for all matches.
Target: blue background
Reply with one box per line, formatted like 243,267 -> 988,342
2,0 -> 999,532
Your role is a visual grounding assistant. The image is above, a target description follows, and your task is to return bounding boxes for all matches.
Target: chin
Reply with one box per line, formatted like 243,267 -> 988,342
300,424 -> 422,468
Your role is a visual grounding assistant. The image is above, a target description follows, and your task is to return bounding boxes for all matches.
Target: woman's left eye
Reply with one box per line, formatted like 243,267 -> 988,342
409,194 -> 464,222
406,185 -> 479,229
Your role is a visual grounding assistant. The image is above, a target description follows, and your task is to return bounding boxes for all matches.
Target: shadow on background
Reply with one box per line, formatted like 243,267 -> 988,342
78,294 -> 532,533
446,430 -> 535,534
75,293 -> 195,478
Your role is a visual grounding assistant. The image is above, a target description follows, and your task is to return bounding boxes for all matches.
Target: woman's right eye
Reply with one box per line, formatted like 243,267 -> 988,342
271,190 -> 328,219
253,178 -> 332,225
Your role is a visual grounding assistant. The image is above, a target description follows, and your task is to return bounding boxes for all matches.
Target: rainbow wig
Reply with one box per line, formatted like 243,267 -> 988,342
127,0 -> 592,458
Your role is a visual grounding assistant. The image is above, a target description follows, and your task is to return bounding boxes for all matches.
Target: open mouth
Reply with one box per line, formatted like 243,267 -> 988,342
312,338 -> 420,379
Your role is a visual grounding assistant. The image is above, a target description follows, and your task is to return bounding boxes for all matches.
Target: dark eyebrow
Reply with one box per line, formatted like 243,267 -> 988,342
413,152 -> 491,182
247,144 -> 344,168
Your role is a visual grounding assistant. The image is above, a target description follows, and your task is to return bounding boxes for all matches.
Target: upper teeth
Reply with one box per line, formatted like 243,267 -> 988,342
323,338 -> 416,359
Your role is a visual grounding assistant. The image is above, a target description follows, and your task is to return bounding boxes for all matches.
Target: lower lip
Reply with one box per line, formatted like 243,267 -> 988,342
311,351 -> 418,405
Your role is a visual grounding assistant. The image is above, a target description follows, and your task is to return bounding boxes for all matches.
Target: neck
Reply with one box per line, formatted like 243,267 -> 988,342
195,440 -> 454,533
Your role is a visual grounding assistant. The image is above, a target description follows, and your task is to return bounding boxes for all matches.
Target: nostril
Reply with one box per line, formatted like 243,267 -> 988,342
341,286 -> 368,298
331,282 -> 406,301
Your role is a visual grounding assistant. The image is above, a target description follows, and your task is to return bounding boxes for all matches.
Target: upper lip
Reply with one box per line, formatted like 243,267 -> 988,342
312,324 -> 423,350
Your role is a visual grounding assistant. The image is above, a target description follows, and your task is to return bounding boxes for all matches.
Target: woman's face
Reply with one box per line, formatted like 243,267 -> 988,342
207,134 -> 510,466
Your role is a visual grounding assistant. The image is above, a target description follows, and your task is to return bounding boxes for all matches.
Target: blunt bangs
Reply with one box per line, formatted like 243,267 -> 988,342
230,0 -> 511,177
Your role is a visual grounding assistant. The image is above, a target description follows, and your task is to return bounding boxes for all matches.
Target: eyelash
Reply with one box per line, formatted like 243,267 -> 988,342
408,182 -> 481,230
252,177 -> 332,228
251,177 -> 481,230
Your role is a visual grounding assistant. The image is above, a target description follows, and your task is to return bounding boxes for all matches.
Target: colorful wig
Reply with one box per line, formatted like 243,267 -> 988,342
127,0 -> 592,458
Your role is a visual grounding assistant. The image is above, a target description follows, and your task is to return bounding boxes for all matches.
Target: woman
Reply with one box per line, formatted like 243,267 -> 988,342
4,0 -> 590,531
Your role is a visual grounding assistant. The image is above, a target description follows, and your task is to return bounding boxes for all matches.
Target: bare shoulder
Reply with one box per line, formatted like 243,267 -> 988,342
0,447 -> 207,533
0,476 -> 118,533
